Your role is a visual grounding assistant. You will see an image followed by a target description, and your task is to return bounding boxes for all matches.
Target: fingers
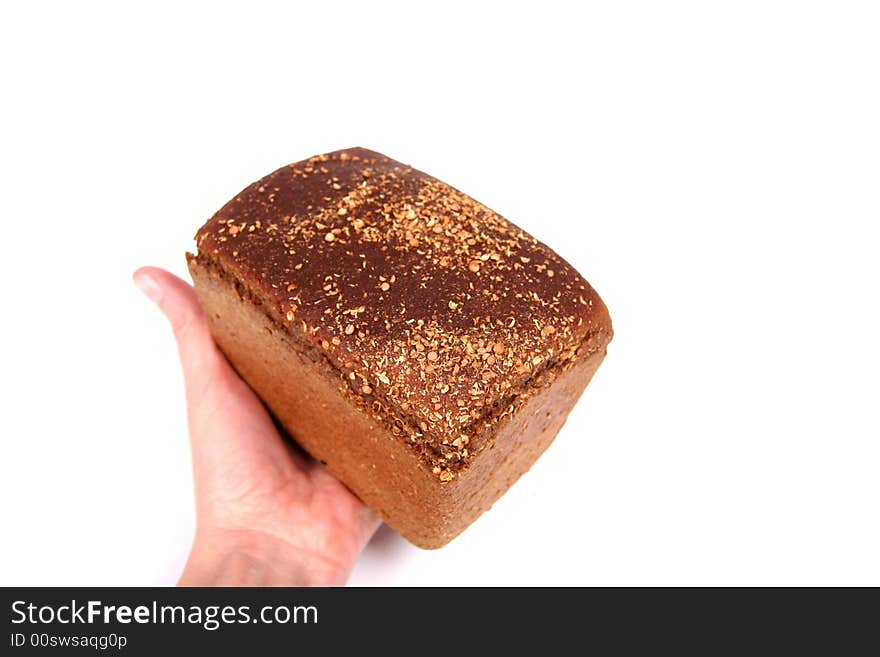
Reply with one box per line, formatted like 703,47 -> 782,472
309,467 -> 384,558
133,266 -> 225,408
356,506 -> 383,551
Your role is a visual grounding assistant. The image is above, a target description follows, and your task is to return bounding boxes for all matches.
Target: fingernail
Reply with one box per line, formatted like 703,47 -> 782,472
134,271 -> 162,303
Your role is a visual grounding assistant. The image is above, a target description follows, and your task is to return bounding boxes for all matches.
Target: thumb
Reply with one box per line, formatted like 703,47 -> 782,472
133,266 -> 286,468
133,266 -> 226,410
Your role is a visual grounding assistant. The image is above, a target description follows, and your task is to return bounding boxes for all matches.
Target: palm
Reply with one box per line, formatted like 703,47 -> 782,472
194,362 -> 375,583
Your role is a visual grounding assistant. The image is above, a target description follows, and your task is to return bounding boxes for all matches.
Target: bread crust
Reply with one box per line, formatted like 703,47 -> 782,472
188,148 -> 612,547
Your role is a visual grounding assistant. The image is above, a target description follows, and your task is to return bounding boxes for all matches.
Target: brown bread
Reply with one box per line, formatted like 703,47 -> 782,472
187,148 -> 612,548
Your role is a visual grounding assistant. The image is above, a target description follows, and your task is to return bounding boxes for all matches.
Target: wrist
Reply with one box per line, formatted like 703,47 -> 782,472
178,527 -> 348,586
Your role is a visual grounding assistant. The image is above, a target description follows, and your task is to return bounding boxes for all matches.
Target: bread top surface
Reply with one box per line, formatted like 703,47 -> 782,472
195,148 -> 611,455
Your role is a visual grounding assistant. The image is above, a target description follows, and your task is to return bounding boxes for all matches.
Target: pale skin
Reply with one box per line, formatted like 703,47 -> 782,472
133,267 -> 380,586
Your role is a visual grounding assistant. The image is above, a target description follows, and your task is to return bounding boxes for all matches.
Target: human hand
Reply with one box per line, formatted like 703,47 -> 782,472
133,267 -> 380,586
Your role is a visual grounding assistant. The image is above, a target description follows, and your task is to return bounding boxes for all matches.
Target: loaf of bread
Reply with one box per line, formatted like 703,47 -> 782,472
187,148 -> 612,548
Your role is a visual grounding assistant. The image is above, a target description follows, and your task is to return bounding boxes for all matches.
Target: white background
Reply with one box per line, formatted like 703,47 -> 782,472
1,1 -> 878,586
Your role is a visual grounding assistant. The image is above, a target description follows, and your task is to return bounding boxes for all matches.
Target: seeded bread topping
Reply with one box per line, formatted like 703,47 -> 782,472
193,148 -> 611,480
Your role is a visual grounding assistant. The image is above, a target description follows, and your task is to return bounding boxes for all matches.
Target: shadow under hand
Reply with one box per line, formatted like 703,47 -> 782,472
348,523 -> 415,585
